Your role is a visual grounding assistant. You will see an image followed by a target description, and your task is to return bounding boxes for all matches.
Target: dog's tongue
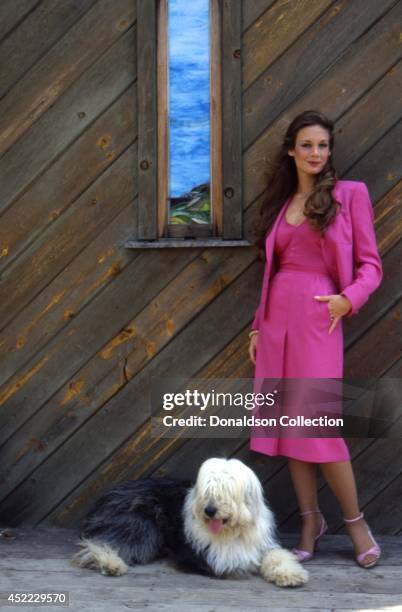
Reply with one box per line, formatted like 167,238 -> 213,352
208,518 -> 223,534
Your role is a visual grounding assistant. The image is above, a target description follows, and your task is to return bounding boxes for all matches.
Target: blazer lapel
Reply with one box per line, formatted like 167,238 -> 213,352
262,196 -> 291,319
265,196 -> 291,261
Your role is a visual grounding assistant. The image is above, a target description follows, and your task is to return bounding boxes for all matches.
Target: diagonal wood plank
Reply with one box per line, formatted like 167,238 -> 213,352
243,3 -> 401,204
0,0 -> 40,43
344,120 -> 402,198
333,62 -> 402,171
0,25 -> 136,221
363,473 -> 402,534
0,147 -> 139,403
242,0 -> 277,32
0,0 -> 97,98
242,0 -> 332,89
0,247 -> 257,489
0,0 -> 136,158
0,83 -> 137,277
0,265 -> 267,524
243,0 -> 398,148
0,32 -> 137,331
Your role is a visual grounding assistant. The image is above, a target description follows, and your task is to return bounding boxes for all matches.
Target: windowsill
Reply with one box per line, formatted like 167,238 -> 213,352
124,238 -> 253,249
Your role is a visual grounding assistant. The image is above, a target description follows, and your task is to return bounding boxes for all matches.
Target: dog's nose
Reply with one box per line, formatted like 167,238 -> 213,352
204,505 -> 217,518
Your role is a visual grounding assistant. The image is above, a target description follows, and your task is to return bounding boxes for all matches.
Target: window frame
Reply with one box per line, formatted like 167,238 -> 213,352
127,0 -> 249,248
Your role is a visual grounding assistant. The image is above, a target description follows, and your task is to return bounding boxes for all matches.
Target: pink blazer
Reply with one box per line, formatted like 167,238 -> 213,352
251,180 -> 383,330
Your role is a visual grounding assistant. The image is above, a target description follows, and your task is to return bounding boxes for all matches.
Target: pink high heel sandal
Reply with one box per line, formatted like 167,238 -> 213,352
344,511 -> 381,568
292,509 -> 328,562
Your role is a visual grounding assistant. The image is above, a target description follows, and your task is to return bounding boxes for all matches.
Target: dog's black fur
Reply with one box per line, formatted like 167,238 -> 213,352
80,477 -> 213,575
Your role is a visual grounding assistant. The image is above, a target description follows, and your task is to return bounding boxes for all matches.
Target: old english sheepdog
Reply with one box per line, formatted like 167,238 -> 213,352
73,457 -> 307,587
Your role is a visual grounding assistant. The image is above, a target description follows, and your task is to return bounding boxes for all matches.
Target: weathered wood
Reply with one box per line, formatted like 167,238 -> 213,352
344,298 -> 401,378
53,329 -> 265,524
0,84 -> 137,277
3,147 -> 144,406
0,212 -> 256,456
3,527 -> 402,561
375,182 -> 402,254
0,264 -> 266,524
0,0 -> 136,159
0,0 -> 40,43
0,528 -> 401,612
363,473 -> 402,534
156,0 -> 169,238
343,237 -> 401,347
0,0 -> 97,98
333,61 -> 402,171
3,549 -> 402,575
243,0 -> 397,149
0,234 -> 251,407
125,239 -> 251,248
344,119 -> 402,199
0,145 -> 137,339
0,248 -> 258,503
244,3 -> 401,204
242,0 -> 277,32
210,0 -> 223,237
56,322 -> 289,526
0,203 -> 138,390
50,330 -> 274,527
222,0 -> 243,239
0,25 -> 137,221
1,569 -> 401,611
242,0 -> 332,89
137,0 -> 157,240
0,34 -> 137,330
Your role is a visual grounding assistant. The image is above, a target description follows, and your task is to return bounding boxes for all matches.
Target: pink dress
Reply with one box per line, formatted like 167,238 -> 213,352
250,210 -> 350,463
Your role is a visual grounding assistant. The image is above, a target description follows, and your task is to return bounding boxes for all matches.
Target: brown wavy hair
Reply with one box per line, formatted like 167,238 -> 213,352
253,110 -> 341,257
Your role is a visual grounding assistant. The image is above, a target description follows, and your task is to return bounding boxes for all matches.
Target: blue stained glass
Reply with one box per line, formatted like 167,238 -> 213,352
168,0 -> 211,225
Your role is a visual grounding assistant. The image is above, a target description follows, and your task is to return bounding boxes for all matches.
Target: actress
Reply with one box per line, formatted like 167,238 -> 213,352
249,110 -> 383,568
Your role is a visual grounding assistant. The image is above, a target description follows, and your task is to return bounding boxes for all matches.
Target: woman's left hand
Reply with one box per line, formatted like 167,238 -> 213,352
313,294 -> 352,334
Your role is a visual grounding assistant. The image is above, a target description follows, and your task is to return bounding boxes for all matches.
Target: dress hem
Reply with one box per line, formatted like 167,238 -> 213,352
250,445 -> 350,464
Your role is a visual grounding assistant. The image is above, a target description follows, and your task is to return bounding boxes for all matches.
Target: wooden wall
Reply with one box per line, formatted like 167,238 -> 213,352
0,0 -> 401,534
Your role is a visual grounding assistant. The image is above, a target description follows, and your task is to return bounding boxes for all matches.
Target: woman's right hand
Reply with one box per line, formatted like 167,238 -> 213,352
248,333 -> 259,365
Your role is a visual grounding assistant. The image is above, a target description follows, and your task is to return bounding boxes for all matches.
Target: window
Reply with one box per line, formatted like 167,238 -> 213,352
126,0 -> 248,248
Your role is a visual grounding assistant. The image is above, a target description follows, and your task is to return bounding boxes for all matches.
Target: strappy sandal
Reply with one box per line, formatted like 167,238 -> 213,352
292,509 -> 328,562
344,511 -> 381,568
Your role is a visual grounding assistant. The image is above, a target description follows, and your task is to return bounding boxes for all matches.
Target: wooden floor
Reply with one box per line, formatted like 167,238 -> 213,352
1,527 -> 401,612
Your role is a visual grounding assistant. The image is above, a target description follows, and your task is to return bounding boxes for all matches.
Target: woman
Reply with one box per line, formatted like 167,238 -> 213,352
248,110 -> 383,568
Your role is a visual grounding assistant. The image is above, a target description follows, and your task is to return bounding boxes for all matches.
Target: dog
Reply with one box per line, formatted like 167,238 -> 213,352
73,457 -> 308,587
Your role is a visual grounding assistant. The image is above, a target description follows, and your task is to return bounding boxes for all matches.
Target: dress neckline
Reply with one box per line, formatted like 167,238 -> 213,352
284,197 -> 307,228
284,216 -> 307,228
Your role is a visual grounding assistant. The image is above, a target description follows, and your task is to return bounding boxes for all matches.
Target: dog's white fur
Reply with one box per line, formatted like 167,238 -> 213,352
183,458 -> 307,586
73,539 -> 129,576
73,458 -> 308,587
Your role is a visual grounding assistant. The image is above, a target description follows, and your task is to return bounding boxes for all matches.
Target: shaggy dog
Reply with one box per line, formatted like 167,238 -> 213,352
73,458 -> 308,587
